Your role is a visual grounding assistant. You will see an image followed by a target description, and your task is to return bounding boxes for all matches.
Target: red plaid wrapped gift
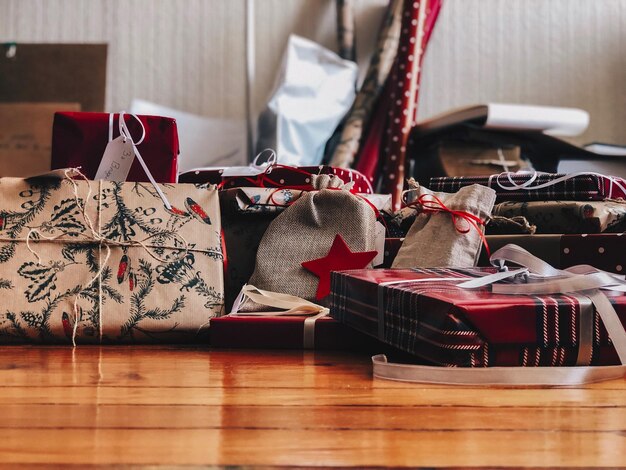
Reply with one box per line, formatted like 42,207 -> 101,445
429,172 -> 626,202
179,164 -> 373,194
330,253 -> 626,370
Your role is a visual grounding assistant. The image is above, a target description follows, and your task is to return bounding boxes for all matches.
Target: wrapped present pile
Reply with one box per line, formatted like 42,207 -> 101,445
3,0 -> 626,387
425,171 -> 626,274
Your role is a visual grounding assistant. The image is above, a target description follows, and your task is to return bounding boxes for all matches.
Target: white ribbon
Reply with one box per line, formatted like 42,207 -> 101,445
373,244 -> 626,386
487,170 -> 626,199
228,284 -> 329,349
108,112 -> 172,209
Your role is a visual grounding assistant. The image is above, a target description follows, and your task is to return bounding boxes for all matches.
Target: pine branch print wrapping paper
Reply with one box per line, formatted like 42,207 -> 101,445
0,173 -> 224,344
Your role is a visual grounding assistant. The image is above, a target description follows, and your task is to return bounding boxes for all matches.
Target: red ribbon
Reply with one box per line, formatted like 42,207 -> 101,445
407,194 -> 491,257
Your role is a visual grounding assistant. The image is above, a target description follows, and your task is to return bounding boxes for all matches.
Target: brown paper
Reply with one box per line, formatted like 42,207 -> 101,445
0,173 -> 224,344
0,44 -> 107,111
438,141 -> 523,177
0,103 -> 80,177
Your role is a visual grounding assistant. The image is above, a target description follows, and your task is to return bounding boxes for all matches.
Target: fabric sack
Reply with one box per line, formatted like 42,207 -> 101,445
245,175 -> 377,303
392,182 -> 496,268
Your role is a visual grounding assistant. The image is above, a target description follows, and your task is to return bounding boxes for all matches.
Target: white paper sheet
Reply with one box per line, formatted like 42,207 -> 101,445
130,99 -> 247,174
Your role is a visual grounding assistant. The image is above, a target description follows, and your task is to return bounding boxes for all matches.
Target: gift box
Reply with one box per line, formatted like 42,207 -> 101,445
492,199 -> 626,233
479,234 -> 626,274
51,112 -> 179,183
210,314 -> 376,350
179,165 -> 373,194
429,172 -> 626,202
330,268 -> 626,367
0,172 -> 223,344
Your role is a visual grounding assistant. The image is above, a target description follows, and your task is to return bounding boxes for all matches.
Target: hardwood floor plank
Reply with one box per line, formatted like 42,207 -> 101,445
0,404 -> 624,432
0,384 -> 625,407
0,428 -> 624,467
1,347 -> 623,390
1,346 -> 624,467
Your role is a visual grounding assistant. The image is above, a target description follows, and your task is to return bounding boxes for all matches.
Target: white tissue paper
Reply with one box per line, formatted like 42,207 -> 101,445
256,35 -> 358,167
130,99 -> 247,174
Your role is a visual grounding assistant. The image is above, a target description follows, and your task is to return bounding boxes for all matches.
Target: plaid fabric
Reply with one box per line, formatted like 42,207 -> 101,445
330,268 -> 626,367
428,173 -> 626,202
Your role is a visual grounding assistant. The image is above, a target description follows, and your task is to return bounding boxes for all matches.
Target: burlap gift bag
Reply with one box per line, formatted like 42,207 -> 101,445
392,182 -> 496,268
0,170 -> 224,344
245,175 -> 378,303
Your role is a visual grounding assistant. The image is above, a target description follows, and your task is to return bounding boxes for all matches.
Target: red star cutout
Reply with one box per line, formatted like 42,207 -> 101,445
301,234 -> 377,300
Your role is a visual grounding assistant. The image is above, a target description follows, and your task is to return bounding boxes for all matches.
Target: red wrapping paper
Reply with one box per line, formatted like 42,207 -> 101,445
355,81 -> 391,185
209,315 -> 377,350
357,0 -> 441,204
51,112 -> 179,183
330,268 -> 626,367
179,165 -> 373,194
380,0 -> 425,205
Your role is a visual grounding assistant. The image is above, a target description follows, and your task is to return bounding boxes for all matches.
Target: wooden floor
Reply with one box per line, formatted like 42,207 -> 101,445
0,346 -> 625,468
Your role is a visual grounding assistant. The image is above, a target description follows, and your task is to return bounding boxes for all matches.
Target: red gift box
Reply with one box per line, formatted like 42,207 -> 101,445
51,112 -> 179,183
179,165 -> 373,194
210,315 -> 377,350
479,234 -> 626,274
330,268 -> 626,367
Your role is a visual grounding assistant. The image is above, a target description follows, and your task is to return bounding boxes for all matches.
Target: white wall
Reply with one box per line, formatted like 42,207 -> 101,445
2,0 -> 624,145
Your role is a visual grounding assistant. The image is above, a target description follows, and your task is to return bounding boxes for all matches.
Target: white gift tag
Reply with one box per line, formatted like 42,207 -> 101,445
372,221 -> 386,267
95,135 -> 136,181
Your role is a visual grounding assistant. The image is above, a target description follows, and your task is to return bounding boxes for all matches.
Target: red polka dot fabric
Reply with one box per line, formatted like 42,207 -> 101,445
380,0 -> 433,210
354,0 -> 442,206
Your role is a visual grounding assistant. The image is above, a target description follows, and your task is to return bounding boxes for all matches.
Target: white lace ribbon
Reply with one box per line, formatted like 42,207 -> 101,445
373,244 -> 626,386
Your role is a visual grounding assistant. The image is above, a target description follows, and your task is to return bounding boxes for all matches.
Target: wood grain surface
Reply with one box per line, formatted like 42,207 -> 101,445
0,346 -> 624,467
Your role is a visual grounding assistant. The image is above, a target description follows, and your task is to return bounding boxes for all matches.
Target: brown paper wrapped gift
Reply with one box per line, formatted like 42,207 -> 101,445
0,171 -> 224,344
